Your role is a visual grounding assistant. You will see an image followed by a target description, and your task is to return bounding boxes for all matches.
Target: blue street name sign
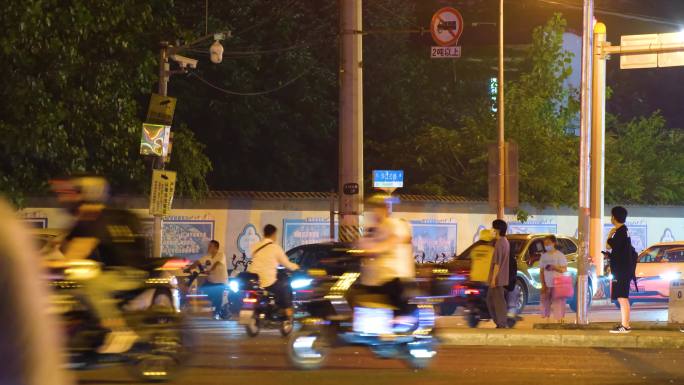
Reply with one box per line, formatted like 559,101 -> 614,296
373,170 -> 404,189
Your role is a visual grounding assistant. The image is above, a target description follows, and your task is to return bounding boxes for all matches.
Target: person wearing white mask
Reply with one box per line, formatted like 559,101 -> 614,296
539,235 -> 568,321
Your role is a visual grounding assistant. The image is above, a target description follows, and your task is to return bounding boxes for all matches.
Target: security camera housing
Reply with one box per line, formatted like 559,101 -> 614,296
170,54 -> 198,69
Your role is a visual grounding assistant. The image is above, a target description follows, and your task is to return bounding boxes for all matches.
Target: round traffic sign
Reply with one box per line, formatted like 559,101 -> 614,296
430,7 -> 464,47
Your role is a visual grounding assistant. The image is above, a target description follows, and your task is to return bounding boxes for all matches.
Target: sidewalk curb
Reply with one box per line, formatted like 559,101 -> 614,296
437,329 -> 684,349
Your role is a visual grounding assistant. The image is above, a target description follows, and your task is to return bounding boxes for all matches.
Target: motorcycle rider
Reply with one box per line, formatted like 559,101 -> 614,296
187,240 -> 227,319
54,176 -> 147,354
355,194 -> 415,314
248,224 -> 299,316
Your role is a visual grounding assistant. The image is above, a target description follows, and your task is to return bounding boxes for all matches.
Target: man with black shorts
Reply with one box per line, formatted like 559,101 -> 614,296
606,206 -> 633,334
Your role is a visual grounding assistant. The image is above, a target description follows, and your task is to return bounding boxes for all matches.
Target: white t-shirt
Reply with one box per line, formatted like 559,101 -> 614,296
539,249 -> 567,288
360,217 -> 415,286
248,239 -> 299,288
198,251 -> 228,284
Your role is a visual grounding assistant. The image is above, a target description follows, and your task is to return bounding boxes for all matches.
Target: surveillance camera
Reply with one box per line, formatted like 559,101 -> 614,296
170,54 -> 198,69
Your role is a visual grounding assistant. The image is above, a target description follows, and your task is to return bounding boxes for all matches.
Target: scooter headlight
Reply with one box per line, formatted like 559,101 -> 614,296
290,278 -> 313,290
229,280 -> 240,293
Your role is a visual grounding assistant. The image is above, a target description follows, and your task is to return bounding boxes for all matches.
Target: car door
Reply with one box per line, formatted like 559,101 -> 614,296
636,245 -> 684,296
523,239 -> 545,288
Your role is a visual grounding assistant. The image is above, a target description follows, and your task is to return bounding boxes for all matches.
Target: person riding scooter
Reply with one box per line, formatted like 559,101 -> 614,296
247,224 -> 299,316
353,194 -> 415,316
54,176 -> 147,354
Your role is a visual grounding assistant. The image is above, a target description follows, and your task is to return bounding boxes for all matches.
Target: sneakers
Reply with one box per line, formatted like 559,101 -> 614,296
609,324 -> 632,334
97,329 -> 139,354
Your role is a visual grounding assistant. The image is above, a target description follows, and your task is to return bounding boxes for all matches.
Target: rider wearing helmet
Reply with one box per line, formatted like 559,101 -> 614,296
355,194 -> 414,314
55,176 -> 147,354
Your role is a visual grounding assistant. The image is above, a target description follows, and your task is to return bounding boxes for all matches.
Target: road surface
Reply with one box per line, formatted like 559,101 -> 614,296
76,309 -> 684,385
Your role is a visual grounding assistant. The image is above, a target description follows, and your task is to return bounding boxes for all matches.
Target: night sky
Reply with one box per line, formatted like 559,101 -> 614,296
427,0 -> 684,127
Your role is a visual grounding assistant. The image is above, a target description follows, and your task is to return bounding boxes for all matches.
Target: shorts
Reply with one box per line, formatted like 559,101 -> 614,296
611,278 -> 631,300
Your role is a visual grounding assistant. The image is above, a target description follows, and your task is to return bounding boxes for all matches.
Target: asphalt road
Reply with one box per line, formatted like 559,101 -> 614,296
76,315 -> 684,385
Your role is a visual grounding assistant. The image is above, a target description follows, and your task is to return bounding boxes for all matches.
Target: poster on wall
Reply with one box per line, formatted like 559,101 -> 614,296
143,219 -> 215,260
282,218 -> 337,251
21,218 -> 48,229
603,223 -> 647,252
508,222 -> 557,235
410,220 -> 458,263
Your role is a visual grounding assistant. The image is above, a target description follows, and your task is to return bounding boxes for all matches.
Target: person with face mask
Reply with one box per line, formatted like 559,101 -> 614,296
539,235 -> 568,321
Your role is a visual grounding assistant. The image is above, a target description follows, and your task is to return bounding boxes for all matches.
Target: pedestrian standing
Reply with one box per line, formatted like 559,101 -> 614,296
606,206 -> 633,333
539,235 -> 569,322
487,219 -> 510,328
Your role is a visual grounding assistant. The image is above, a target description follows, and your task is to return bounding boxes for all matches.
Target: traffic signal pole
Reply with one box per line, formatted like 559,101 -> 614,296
338,0 -> 364,242
576,0 -> 593,325
589,23 -> 607,283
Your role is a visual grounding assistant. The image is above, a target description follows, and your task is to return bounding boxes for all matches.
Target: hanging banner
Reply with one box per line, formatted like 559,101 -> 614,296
149,170 -> 176,216
140,123 -> 171,157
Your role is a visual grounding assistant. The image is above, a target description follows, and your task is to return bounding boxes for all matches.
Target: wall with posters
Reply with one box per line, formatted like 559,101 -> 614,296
18,194 -> 684,268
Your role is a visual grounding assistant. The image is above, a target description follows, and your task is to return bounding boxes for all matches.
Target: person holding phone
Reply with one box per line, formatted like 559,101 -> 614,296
539,235 -> 568,322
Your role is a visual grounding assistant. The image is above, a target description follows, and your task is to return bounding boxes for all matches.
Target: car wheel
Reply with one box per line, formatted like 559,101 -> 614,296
514,279 -> 528,314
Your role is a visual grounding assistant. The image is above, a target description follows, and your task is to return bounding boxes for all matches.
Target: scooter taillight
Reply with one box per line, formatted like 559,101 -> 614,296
464,288 -> 481,296
242,291 -> 258,308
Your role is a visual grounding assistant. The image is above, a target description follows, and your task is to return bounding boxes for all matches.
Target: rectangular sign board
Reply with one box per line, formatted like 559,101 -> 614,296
149,170 -> 176,216
620,33 -> 684,69
373,170 -> 404,189
431,46 -> 461,58
140,123 -> 171,157
146,93 -> 177,126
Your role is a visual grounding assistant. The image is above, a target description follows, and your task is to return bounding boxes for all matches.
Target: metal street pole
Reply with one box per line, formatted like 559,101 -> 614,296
152,42 -> 170,258
497,0 -> 505,219
338,0 -> 364,242
576,0 -> 593,325
590,23 -> 607,279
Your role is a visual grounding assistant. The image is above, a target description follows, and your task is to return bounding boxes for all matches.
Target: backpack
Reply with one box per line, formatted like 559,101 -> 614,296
505,249 -> 518,292
628,241 -> 639,291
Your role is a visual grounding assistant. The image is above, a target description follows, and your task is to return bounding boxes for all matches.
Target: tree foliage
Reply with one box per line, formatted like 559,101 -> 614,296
388,13 -> 579,206
0,0 -> 211,204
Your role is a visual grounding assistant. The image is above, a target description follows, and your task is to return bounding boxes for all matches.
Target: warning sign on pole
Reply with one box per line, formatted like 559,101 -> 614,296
430,7 -> 464,59
149,170 -> 176,216
146,93 -> 177,126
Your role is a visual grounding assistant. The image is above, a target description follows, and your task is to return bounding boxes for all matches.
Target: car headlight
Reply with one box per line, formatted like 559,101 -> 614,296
229,280 -> 240,293
660,271 -> 681,282
290,278 -> 313,290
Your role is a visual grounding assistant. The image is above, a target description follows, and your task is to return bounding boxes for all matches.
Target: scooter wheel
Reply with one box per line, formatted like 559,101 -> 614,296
403,341 -> 436,370
465,312 -> 481,328
280,317 -> 294,337
245,317 -> 260,337
287,329 -> 330,370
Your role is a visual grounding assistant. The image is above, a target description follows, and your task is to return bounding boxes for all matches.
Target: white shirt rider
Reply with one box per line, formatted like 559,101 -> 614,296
248,229 -> 299,288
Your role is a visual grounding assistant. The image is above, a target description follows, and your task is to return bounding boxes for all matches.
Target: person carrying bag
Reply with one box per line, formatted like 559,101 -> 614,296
540,235 -> 570,322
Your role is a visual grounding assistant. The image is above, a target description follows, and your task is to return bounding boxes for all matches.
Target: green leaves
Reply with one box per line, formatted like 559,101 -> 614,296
0,0 -> 209,205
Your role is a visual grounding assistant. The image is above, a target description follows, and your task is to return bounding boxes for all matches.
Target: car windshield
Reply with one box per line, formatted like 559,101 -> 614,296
640,245 -> 684,263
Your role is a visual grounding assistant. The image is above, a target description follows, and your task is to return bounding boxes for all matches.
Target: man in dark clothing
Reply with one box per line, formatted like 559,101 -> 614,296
487,219 -> 510,328
606,206 -> 633,334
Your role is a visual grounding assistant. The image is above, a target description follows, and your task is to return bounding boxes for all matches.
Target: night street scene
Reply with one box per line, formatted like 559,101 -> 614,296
4,1 -> 684,384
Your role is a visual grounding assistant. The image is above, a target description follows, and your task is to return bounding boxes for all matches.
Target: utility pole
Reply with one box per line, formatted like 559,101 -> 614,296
590,22 -> 607,276
152,42 -> 170,258
576,0 -> 594,325
496,0 -> 505,219
338,0 -> 364,242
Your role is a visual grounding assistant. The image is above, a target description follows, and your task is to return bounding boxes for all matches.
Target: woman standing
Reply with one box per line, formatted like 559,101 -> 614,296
539,235 -> 569,321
